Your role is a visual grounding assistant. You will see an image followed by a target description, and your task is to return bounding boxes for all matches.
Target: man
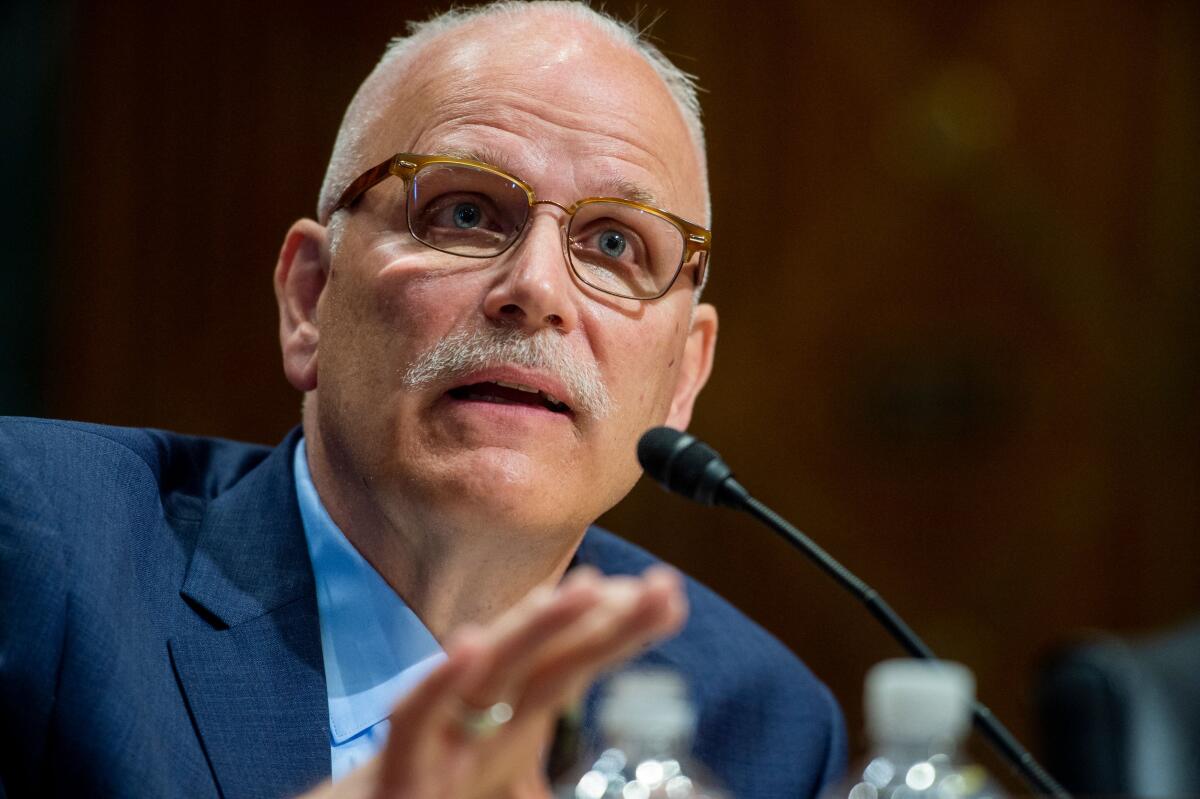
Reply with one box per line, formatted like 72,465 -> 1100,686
0,3 -> 844,797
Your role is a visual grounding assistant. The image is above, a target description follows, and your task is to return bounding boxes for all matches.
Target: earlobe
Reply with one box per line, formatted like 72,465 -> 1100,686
274,219 -> 329,393
664,303 -> 718,430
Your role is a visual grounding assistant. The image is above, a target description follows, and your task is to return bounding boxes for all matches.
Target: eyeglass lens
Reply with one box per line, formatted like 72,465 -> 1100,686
407,163 -> 686,299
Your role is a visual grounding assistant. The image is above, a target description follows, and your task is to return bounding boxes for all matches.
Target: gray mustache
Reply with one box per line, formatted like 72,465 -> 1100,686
400,326 -> 613,418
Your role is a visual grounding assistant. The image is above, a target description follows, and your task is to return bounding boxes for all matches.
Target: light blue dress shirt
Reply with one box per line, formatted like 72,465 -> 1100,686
293,439 -> 446,780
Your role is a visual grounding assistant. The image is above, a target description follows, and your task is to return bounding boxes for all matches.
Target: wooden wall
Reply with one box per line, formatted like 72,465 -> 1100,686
39,0 -> 1200,778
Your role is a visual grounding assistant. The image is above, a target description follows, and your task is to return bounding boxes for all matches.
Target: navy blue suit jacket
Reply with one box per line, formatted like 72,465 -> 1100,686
0,418 -> 845,798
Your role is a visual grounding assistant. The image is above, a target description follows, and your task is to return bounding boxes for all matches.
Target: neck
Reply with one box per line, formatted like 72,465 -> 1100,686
304,429 -> 585,641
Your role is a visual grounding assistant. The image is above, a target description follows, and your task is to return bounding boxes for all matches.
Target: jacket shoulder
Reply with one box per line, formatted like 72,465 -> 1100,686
0,417 -> 274,505
0,417 -> 281,602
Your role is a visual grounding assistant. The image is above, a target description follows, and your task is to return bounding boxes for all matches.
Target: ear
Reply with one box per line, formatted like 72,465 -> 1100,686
664,302 -> 718,430
274,219 -> 329,393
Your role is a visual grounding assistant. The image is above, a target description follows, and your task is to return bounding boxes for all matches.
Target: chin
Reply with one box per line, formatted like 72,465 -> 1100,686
414,450 -> 588,533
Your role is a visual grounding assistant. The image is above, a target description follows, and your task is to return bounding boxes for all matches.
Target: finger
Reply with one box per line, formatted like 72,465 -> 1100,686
378,636 -> 481,790
466,567 -> 600,653
387,633 -> 480,729
479,572 -> 649,672
476,577 -> 601,656
640,565 -> 689,631
512,568 -> 689,717
548,567 -> 687,666
453,576 -> 604,710
561,564 -> 603,585
541,570 -> 686,689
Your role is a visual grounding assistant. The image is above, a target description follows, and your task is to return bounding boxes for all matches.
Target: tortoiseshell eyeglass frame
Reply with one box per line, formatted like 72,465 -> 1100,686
330,152 -> 711,301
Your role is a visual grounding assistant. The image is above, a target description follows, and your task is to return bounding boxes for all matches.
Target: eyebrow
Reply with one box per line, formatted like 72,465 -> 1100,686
438,147 -> 662,208
440,146 -> 520,175
595,177 -> 660,208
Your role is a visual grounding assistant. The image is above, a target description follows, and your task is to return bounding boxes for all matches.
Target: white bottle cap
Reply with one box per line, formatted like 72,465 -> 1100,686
865,659 -> 975,744
599,669 -> 697,742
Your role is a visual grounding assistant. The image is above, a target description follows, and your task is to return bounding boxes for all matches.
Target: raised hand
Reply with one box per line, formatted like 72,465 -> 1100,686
303,565 -> 688,799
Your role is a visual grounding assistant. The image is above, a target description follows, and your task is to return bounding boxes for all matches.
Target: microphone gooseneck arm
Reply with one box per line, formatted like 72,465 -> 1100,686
739,493 -> 1066,799
636,427 -> 1070,799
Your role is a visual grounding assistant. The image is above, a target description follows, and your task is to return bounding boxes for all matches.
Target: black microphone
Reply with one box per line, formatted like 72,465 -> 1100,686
635,427 -> 749,508
637,426 -> 1070,799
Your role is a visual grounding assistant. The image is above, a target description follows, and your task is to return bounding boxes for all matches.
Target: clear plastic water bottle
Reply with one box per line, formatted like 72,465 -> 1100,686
828,660 -> 1005,799
553,669 -> 729,799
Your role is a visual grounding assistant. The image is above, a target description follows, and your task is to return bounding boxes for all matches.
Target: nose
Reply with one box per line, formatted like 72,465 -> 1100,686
482,207 -> 579,333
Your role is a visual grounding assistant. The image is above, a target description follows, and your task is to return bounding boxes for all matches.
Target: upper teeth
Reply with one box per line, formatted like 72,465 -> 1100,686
491,380 -> 565,408
496,380 -> 539,395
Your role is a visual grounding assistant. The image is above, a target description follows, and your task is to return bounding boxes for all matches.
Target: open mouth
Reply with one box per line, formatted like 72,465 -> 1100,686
447,380 -> 572,415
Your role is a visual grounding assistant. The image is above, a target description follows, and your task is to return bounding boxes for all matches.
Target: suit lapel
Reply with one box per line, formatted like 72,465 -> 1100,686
171,429 -> 330,798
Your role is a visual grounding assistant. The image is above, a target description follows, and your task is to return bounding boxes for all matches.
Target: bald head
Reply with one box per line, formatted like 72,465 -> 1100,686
317,1 -> 709,227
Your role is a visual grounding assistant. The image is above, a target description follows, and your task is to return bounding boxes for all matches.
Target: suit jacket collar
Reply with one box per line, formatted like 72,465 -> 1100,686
172,427 -> 331,798
181,427 -> 314,628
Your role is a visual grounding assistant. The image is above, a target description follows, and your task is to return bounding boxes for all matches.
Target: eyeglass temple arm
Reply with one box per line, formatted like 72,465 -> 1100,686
332,156 -> 415,214
683,232 -> 710,288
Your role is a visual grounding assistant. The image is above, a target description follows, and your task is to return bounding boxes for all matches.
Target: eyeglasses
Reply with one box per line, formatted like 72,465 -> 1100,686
331,153 -> 711,301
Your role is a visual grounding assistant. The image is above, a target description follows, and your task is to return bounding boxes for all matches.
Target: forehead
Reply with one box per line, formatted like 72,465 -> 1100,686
357,12 -> 705,221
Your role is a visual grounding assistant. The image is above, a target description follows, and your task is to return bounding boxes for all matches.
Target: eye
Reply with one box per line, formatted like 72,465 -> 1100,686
573,221 -> 644,267
567,202 -> 683,297
417,193 -> 512,235
452,202 -> 482,229
597,229 -> 627,258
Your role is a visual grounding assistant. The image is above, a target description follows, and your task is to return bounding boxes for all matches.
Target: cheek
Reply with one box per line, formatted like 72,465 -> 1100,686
325,255 -> 482,360
605,330 -> 686,420
318,287 -> 395,394
376,256 -> 491,325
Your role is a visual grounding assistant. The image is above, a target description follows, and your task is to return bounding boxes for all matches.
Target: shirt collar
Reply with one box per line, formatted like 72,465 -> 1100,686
293,438 -> 445,745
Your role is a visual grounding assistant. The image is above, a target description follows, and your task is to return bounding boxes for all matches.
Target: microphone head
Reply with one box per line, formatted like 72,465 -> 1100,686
636,426 -> 693,482
637,426 -> 747,508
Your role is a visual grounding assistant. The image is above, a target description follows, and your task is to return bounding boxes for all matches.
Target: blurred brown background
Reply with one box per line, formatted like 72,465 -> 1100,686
6,0 -> 1199,781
